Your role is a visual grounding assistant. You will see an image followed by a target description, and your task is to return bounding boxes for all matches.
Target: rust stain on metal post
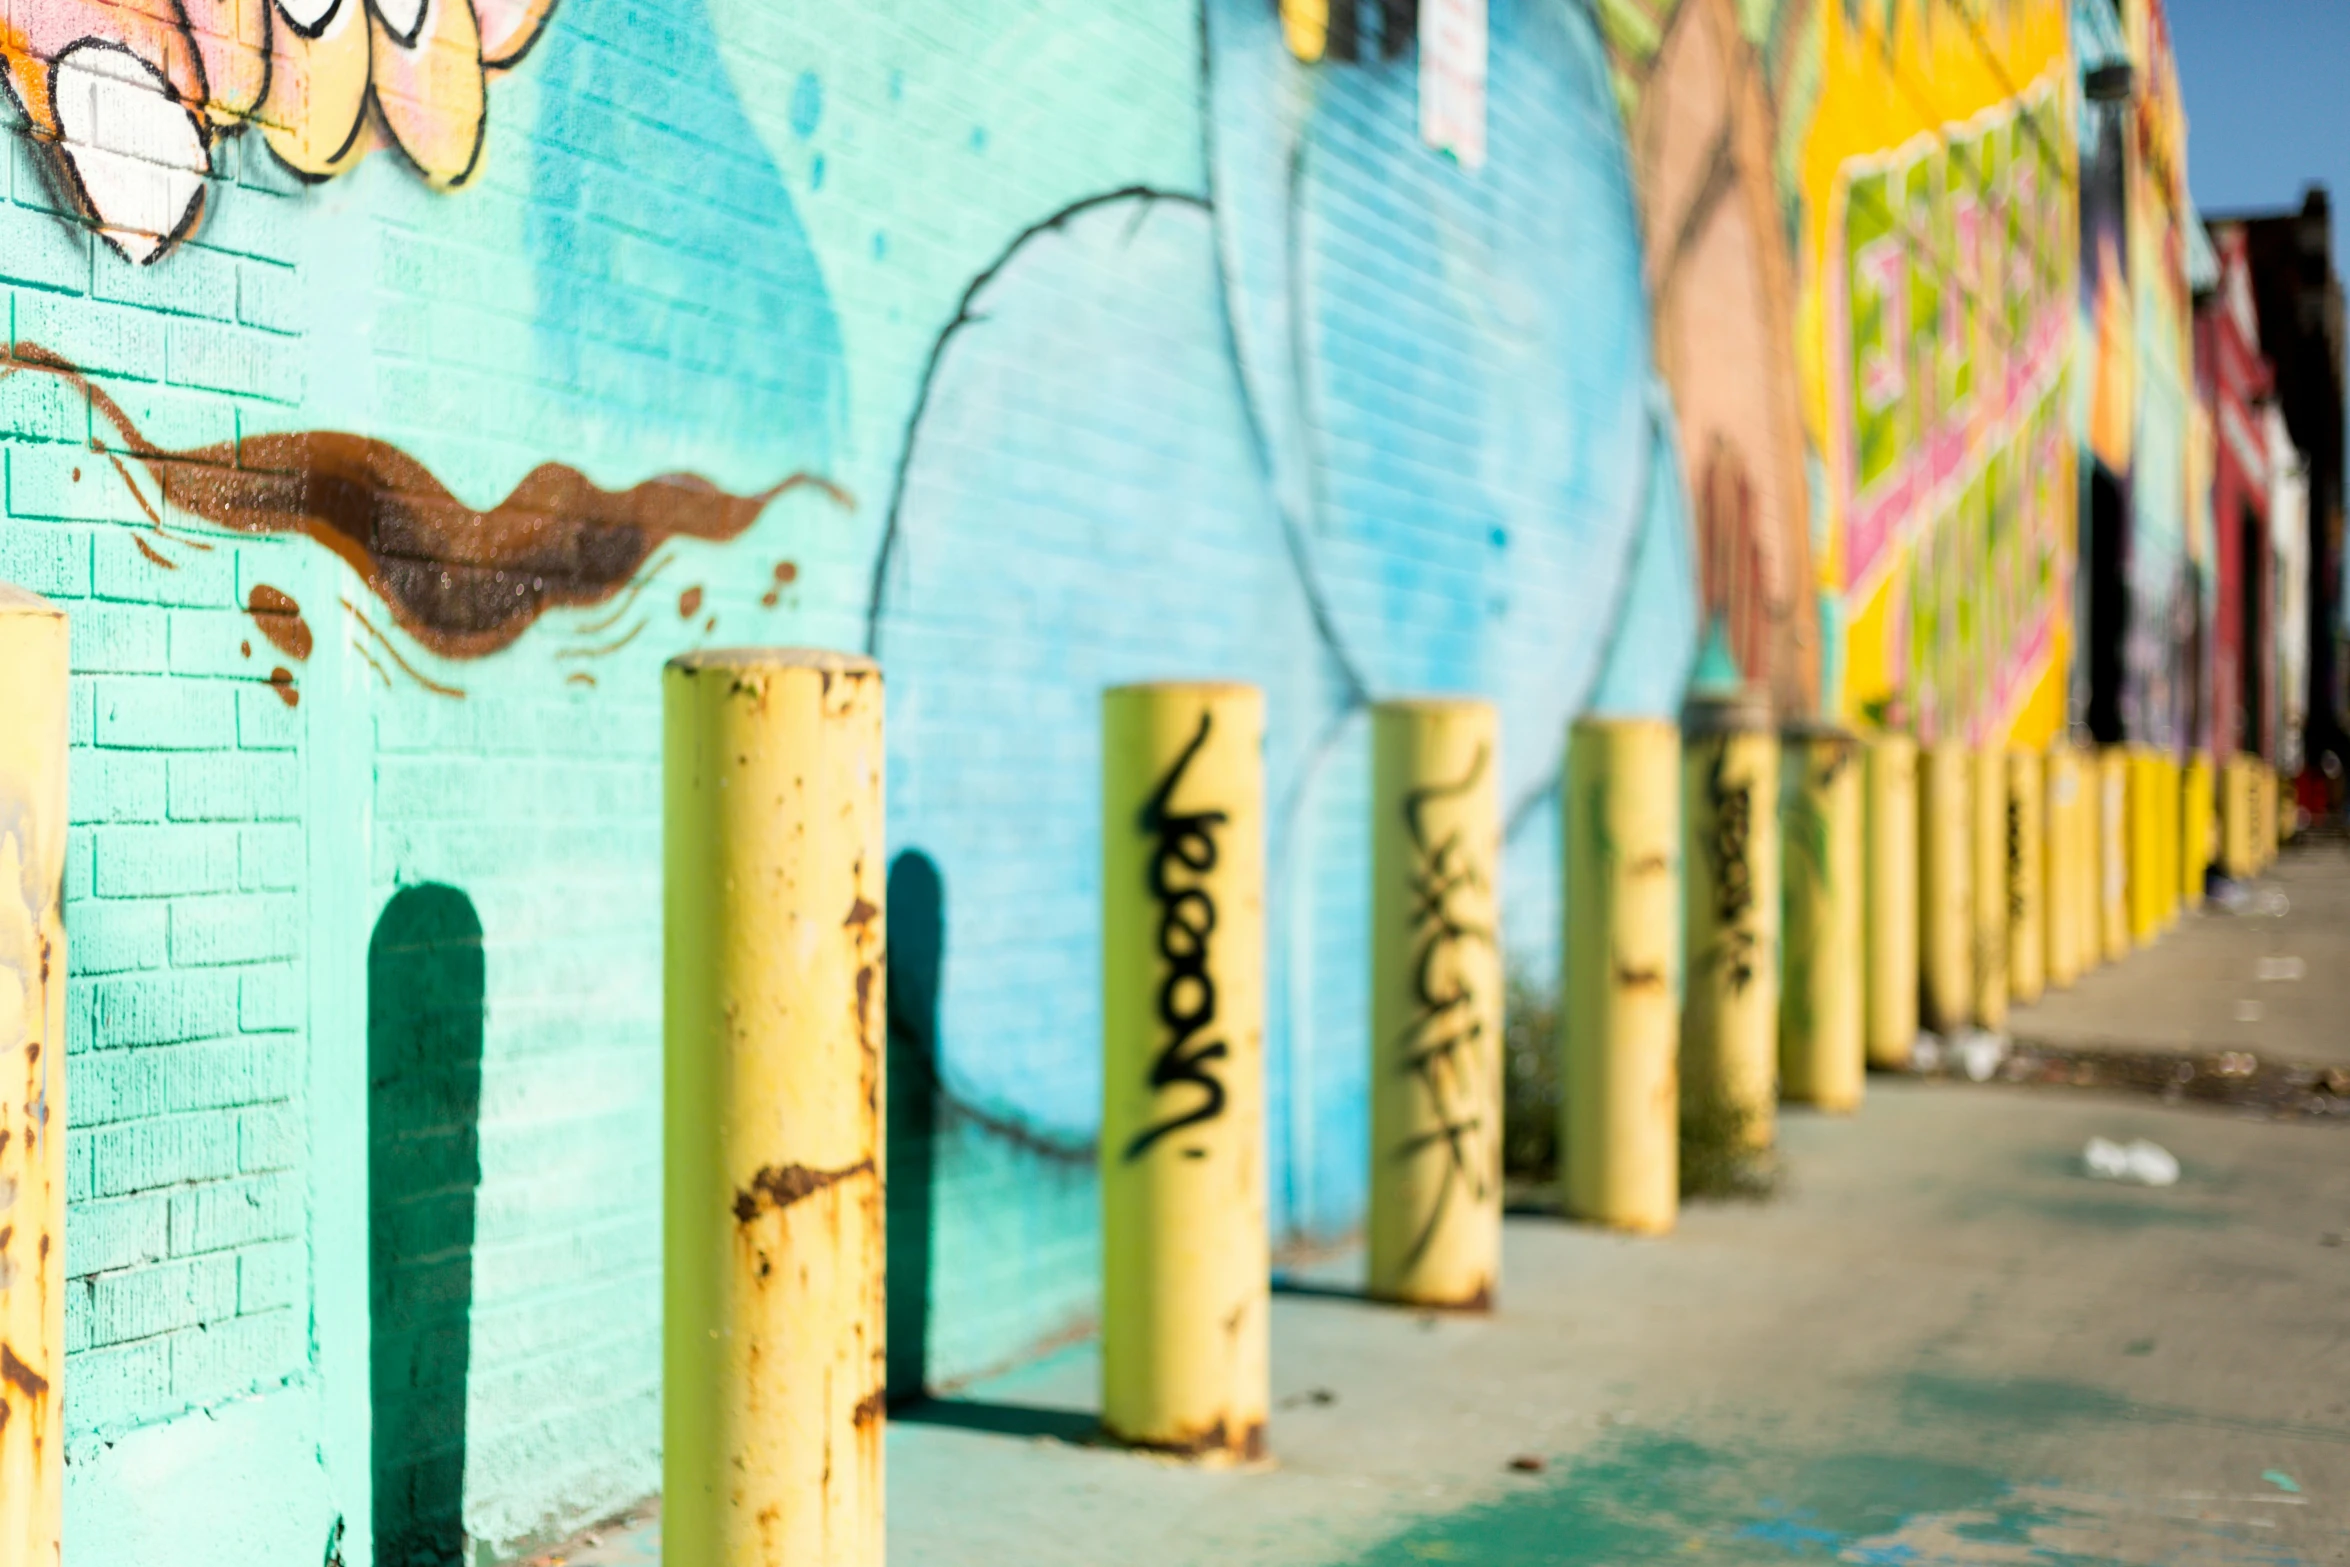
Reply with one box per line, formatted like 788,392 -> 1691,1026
732,1159 -> 879,1225
0,582 -> 68,1563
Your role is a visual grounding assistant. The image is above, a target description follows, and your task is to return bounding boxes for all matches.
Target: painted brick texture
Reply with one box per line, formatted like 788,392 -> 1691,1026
0,0 -> 2110,1561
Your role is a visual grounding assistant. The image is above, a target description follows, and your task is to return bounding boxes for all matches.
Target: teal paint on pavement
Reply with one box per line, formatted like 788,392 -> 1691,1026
1345,1429 -> 2125,1567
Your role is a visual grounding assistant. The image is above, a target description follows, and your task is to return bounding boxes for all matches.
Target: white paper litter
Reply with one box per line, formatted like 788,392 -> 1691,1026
2083,1136 -> 2180,1187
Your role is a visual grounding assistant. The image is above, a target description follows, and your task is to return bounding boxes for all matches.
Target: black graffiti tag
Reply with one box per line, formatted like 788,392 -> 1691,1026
1391,742 -> 1494,1268
1706,747 -> 1758,993
1125,711 -> 1231,1162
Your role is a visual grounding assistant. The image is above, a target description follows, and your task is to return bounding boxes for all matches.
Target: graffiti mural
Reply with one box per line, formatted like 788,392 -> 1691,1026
1,0 -> 558,261
1611,0 -> 1820,715
1801,0 -> 2077,746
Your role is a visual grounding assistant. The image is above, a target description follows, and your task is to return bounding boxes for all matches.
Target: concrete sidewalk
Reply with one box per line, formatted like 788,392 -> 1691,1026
2010,835 -> 2350,1067
541,1081 -> 2349,1566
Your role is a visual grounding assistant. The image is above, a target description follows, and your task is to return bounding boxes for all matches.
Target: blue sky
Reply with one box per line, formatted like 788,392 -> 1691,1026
2168,0 -> 2350,259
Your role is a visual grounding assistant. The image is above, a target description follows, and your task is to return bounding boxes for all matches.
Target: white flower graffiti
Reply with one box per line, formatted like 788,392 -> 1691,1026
1,0 -> 557,262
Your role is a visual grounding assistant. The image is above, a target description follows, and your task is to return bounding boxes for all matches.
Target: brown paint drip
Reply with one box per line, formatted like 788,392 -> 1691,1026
678,585 -> 704,618
247,584 -> 314,660
267,668 -> 299,707
6,345 -> 853,659
761,560 -> 798,609
133,535 -> 177,570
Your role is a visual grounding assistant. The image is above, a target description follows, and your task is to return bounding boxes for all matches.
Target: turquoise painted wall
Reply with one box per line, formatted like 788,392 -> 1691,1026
3,0 -> 1695,1557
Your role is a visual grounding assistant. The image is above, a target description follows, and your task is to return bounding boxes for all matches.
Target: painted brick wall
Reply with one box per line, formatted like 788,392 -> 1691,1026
0,0 -> 1707,1561
0,109 -> 318,1466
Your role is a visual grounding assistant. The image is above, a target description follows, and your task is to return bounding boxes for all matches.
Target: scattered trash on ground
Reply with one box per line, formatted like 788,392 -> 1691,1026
2210,879 -> 2294,917
2083,1136 -> 2180,1186
1909,1041 -> 2350,1122
1507,1454 -> 1548,1474
1912,1032 -> 1944,1073
2233,999 -> 2264,1022
1279,1387 -> 1338,1409
1954,1029 -> 2008,1082
2262,1470 -> 2301,1495
2255,955 -> 2308,981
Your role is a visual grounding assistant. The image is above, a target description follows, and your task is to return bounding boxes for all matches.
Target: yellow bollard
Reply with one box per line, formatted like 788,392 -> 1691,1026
2162,757 -> 2182,925
1918,741 -> 1972,1035
2007,750 -> 2045,1005
1561,717 -> 1679,1234
1971,746 -> 2009,1030
2281,764 -> 2299,844
2221,755 -> 2250,880
2099,748 -> 2131,959
2183,753 -> 2213,906
1277,0 -> 1329,59
2124,751 -> 2152,949
0,585 -> 66,1564
1102,683 -> 1268,1457
2261,764 -> 2275,867
2043,747 -> 2079,989
1367,699 -> 1501,1311
1681,690 -> 1779,1156
2133,756 -> 2152,949
1779,724 -> 1864,1112
664,649 -> 886,1567
1863,733 -> 1919,1068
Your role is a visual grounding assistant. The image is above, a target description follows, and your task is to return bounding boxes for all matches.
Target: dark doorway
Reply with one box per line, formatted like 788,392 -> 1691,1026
2086,463 -> 2129,743
2239,503 -> 2264,755
886,850 -> 944,1402
369,884 -> 485,1567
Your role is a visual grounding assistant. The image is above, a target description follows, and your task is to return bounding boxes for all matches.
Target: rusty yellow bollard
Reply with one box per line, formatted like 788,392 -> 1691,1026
1970,746 -> 2008,1030
1103,683 -> 1268,1458
2221,754 -> 2253,879
1681,689 -> 1779,1157
1562,717 -> 1679,1234
2098,748 -> 2131,960
2043,747 -> 2080,989
1368,699 -> 1501,1310
664,650 -> 887,1567
2161,755 -> 2181,927
2128,749 -> 2161,945
2183,753 -> 2213,906
1278,0 -> 1329,59
0,585 -> 66,1564
1863,733 -> 1919,1068
2161,756 -> 2182,925
2257,758 -> 2274,869
1918,741 -> 1972,1035
1779,724 -> 1863,1112
2007,750 -> 2045,1005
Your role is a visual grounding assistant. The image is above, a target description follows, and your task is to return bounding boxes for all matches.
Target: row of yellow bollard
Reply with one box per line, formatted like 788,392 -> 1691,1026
650,653 -> 2299,1564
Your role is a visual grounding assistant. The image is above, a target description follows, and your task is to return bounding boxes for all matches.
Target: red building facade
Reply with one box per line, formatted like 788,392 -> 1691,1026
2198,225 -> 2278,761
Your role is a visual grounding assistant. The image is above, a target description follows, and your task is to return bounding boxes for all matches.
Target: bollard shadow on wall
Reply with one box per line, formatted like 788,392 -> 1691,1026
886,850 -> 944,1402
368,884 -> 486,1567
